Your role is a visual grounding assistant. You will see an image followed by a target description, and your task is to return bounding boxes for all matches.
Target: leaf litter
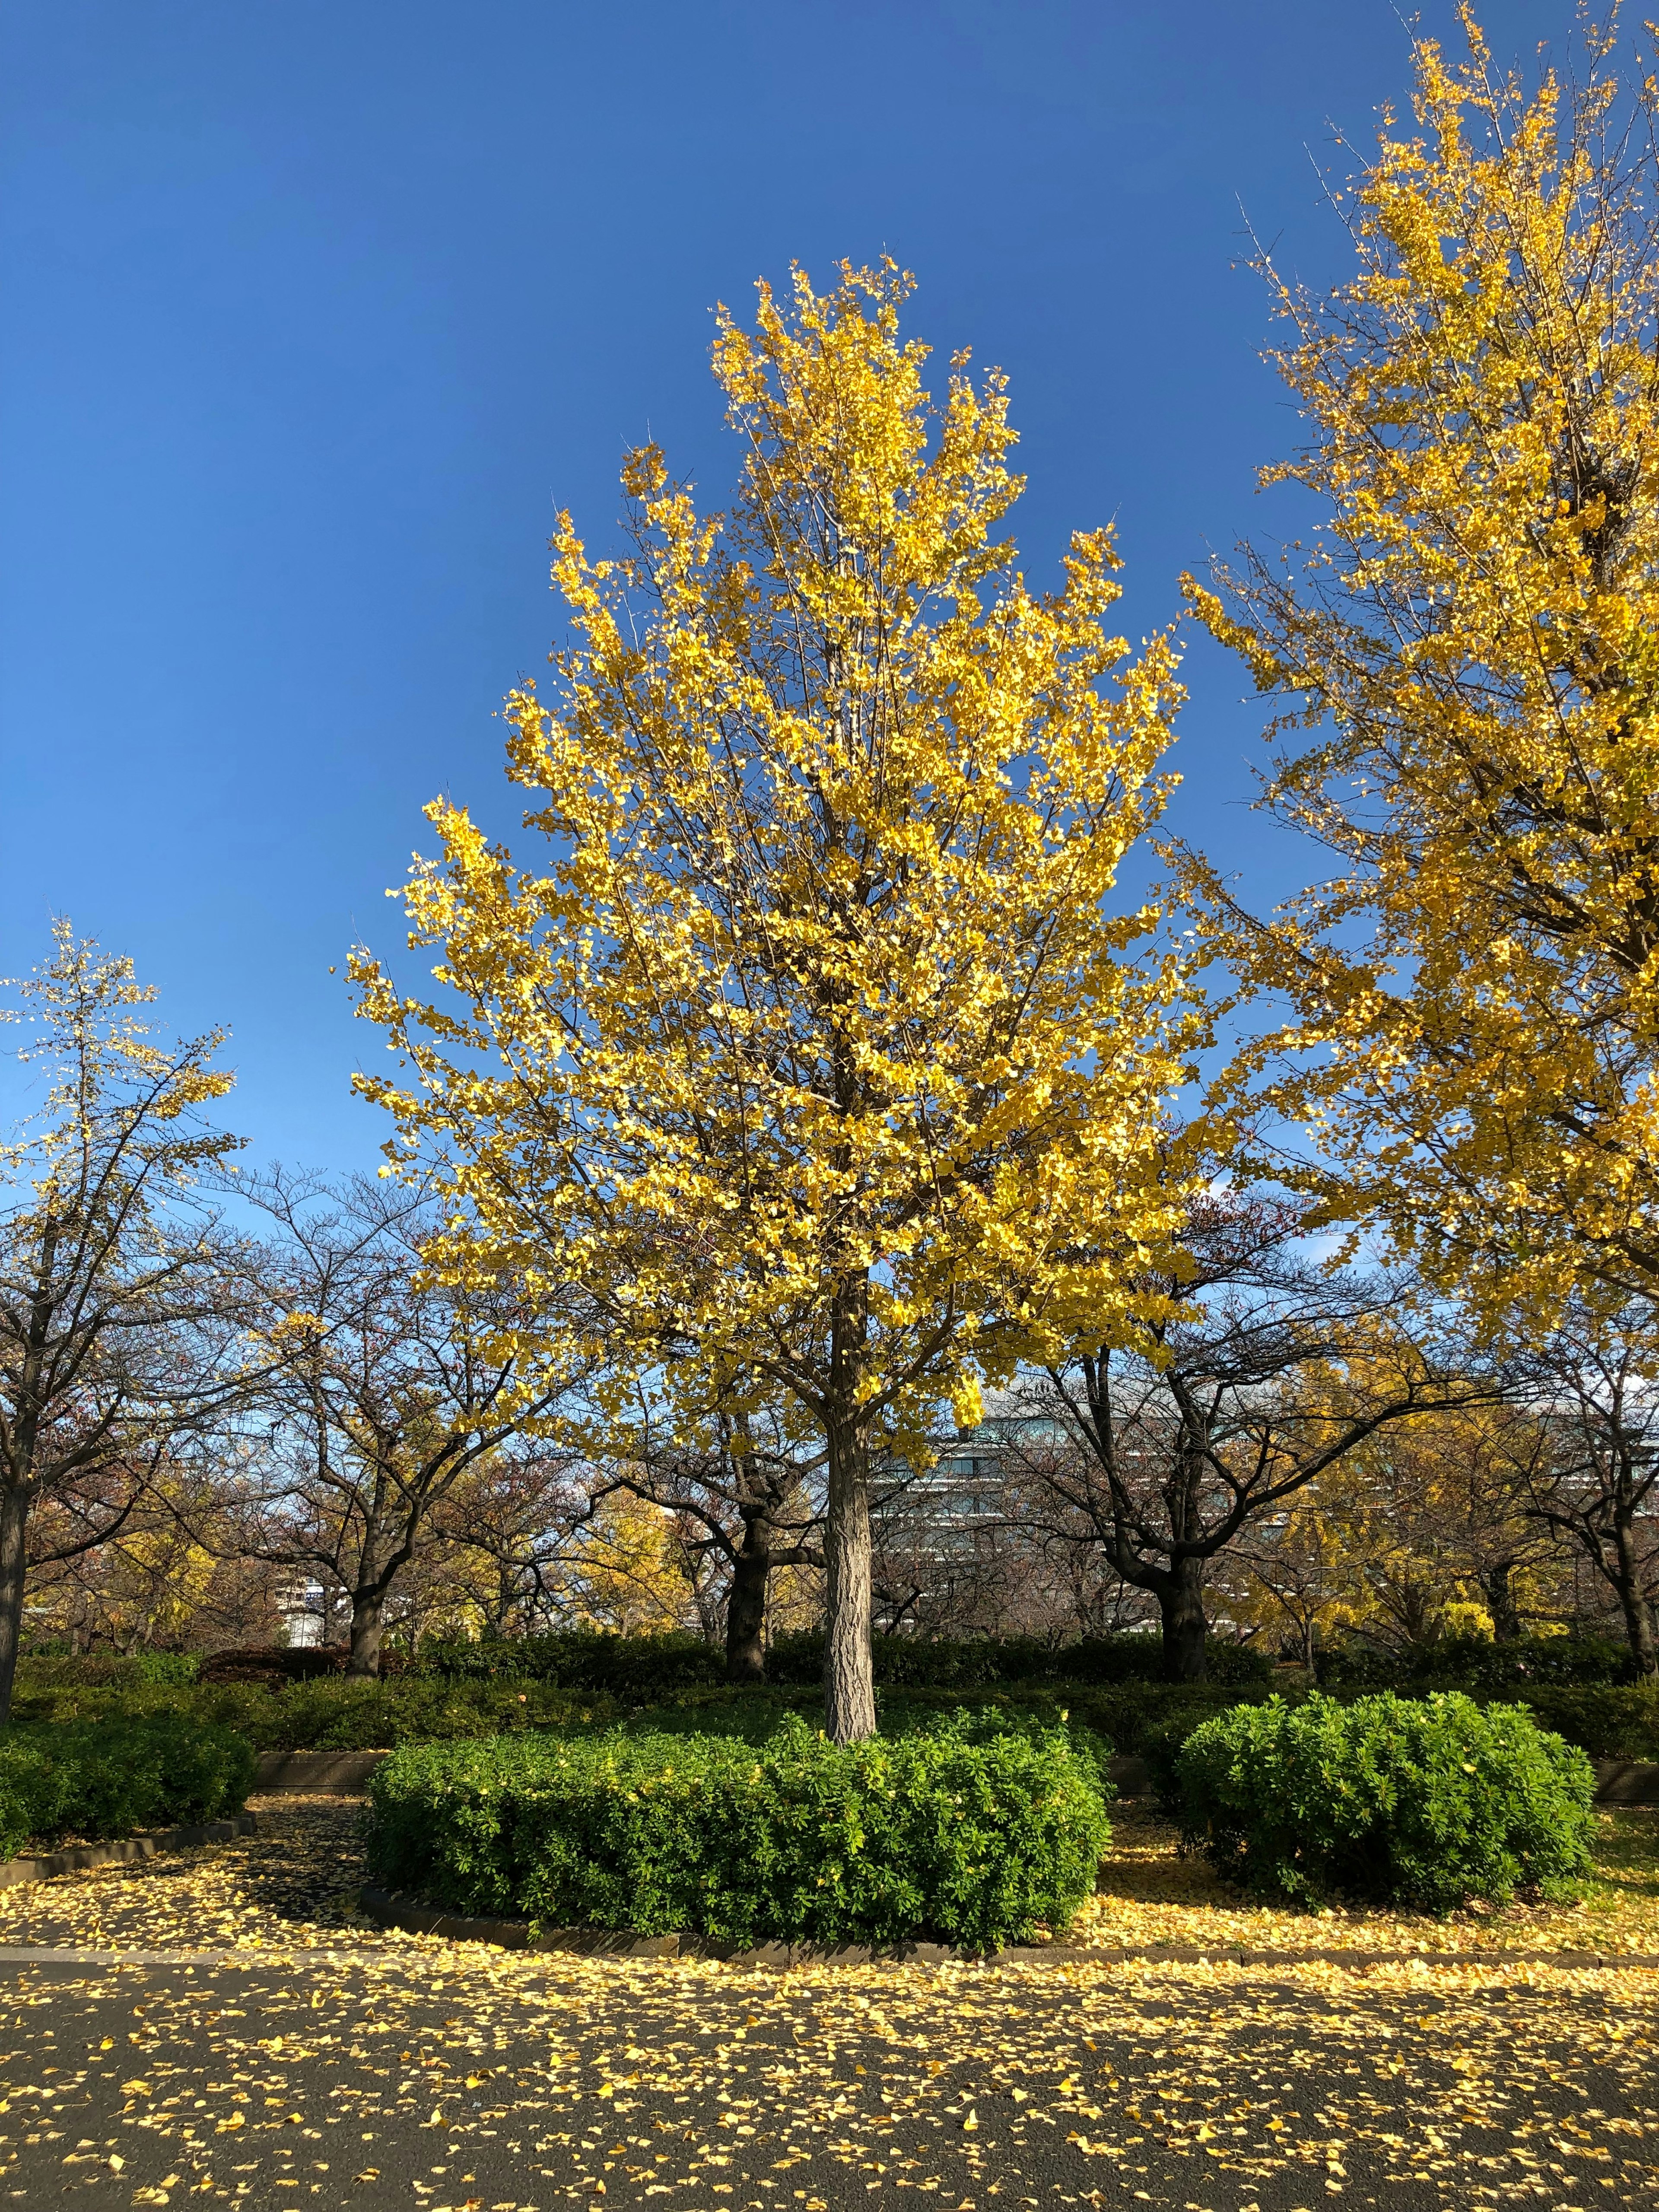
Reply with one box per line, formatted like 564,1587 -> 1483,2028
0,1794 -> 1655,2207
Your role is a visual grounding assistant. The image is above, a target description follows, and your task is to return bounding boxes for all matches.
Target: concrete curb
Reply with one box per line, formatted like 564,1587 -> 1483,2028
355,1883 -> 1659,1973
0,1812 -> 258,1891
1593,1757 -> 1659,1805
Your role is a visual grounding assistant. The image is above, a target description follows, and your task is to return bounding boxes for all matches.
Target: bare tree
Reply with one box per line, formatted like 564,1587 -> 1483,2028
1006,1194 -> 1489,1681
0,923 -> 245,1719
1517,1306 -> 1659,1676
425,1442 -> 591,1637
581,1396 -> 823,1680
227,1168 -> 580,1677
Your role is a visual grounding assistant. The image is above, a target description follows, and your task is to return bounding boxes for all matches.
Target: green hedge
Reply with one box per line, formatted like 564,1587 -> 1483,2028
1175,1691 -> 1596,1913
763,1632 -> 1273,1689
12,1654 -> 1656,1767
416,1631 -> 723,1695
414,1630 -> 1273,1694
10,1672 -> 620,1751
1508,1683 -> 1659,1760
1320,1635 -> 1637,1692
365,1710 -> 1112,1950
15,1650 -> 203,1688
0,1714 -> 255,1860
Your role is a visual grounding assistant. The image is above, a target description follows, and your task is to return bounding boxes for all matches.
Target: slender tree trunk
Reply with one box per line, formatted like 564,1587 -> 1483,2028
726,1506 -> 772,1684
1612,1502 -> 1658,1678
823,1411 -> 876,1742
0,1485 -> 30,1725
1157,1556 -> 1208,1683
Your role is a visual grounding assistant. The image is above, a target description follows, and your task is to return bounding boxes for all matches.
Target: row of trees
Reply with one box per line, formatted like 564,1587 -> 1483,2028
5,923 -> 1656,1706
7,15 -> 1659,1728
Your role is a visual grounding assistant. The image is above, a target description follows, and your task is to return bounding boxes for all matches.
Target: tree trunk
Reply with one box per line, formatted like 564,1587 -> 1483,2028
347,1588 -> 384,1679
726,1506 -> 772,1684
1484,1560 -> 1521,1643
823,1413 -> 876,1742
0,1486 -> 30,1725
1157,1557 -> 1208,1683
1612,1502 -> 1658,1678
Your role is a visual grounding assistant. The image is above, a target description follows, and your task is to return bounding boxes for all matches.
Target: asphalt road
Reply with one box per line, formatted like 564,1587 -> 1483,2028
1,1951 -> 1656,2212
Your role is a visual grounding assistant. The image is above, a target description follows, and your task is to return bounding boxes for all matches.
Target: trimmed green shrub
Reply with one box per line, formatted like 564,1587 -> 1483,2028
416,1630 -> 723,1697
267,1676 -> 613,1749
1175,1691 -> 1596,1912
365,1710 -> 1112,1950
8,1671 -> 624,1751
1508,1683 -> 1659,1761
0,1714 -> 255,1859
13,1650 -> 202,1691
765,1631 -> 1273,1690
1320,1635 -> 1636,1692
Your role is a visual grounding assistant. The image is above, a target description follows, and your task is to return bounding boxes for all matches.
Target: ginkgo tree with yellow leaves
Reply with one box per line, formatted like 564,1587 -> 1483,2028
1184,11 -> 1659,1346
353,262 -> 1204,1740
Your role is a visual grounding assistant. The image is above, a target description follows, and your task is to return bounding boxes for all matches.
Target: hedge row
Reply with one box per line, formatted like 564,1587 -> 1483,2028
9,1671 -> 623,1750
13,1661 -> 1659,1762
365,1710 -> 1112,1949
368,1690 -> 1594,1932
32,1627 -> 1634,1702
0,1714 -> 255,1860
415,1629 -> 1275,1692
1318,1635 -> 1638,1692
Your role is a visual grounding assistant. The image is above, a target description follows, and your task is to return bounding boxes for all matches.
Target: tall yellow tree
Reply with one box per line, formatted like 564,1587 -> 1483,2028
353,263 -> 1201,1739
1184,12 -> 1659,1339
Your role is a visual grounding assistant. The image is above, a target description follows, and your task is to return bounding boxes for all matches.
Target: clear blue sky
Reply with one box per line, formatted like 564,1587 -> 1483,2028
1,0 -> 1563,1170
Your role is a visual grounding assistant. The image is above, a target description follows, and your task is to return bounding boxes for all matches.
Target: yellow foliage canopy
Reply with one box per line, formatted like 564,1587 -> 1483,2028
356,263 -> 1198,1417
1185,12 -> 1659,1332
353,262 -> 1201,1733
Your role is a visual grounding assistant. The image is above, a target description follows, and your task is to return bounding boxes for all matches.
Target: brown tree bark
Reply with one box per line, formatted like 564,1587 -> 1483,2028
0,1486 -> 30,1724
823,1412 -> 875,1743
1156,1555 -> 1209,1683
725,1504 -> 772,1684
1481,1559 -> 1522,1644
347,1589 -> 385,1678
1613,1502 -> 1658,1679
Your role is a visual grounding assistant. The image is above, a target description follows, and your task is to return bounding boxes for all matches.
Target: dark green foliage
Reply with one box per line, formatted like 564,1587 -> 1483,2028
765,1633 -> 1273,1690
200,1645 -> 362,1687
365,1710 -> 1113,1950
1175,1691 -> 1596,1912
1057,1682 -> 1272,1753
12,1650 -> 202,1690
416,1630 -> 1273,1697
257,1677 -> 612,1749
1509,1683 -> 1659,1760
0,1715 -> 255,1859
11,1647 -> 1653,1768
416,1631 -> 724,1696
8,1666 -> 621,1750
1319,1636 -> 1636,1692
